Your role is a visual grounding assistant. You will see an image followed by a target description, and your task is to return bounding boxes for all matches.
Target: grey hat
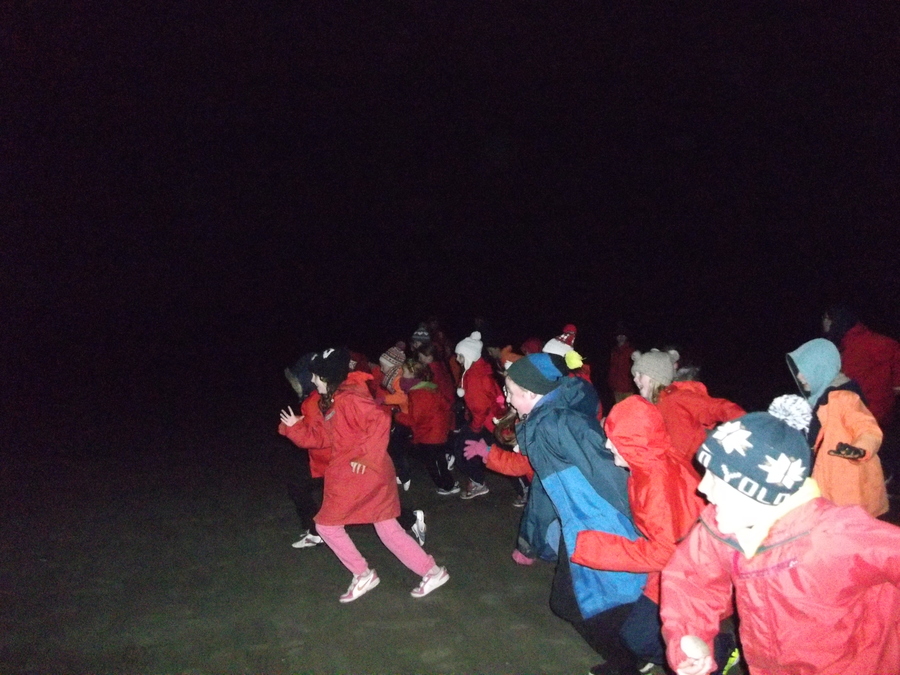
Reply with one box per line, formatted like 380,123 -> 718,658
631,349 -> 679,386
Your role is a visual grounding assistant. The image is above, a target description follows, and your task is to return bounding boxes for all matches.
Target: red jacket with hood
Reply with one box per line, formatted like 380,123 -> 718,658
279,371 -> 399,526
661,498 -> 900,675
394,382 -> 453,445
427,359 -> 457,405
572,395 -> 705,603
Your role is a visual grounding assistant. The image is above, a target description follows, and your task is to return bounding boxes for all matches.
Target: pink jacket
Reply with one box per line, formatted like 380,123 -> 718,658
661,499 -> 900,675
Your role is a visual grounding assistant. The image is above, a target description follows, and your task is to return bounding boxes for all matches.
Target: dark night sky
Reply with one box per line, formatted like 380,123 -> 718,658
3,2 -> 899,436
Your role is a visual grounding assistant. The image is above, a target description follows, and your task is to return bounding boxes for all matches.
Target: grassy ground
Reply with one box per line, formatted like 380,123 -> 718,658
3,410 -> 896,674
1,420 -> 602,674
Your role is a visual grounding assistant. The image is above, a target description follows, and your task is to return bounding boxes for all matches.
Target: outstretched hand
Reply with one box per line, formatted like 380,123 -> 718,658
280,406 -> 299,427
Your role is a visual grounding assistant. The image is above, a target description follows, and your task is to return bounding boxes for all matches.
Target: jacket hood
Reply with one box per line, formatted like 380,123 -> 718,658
665,380 -> 709,396
340,370 -> 374,395
786,338 -> 841,406
533,374 -> 600,420
604,395 -> 670,471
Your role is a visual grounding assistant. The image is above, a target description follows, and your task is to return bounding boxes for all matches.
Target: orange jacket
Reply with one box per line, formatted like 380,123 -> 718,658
812,389 -> 888,517
382,372 -> 409,414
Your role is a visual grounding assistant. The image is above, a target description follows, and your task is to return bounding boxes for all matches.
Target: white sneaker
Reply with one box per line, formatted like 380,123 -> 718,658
291,532 -> 324,548
339,568 -> 380,603
411,510 -> 426,545
410,566 -> 449,598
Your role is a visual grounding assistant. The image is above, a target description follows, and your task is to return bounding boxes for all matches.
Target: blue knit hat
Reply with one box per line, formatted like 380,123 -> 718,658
506,353 -> 567,395
697,412 -> 811,506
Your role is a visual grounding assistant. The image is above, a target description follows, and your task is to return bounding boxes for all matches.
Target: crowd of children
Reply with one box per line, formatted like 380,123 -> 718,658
276,315 -> 900,675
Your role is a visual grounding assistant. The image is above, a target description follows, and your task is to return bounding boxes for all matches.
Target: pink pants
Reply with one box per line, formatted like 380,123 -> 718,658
316,519 -> 435,577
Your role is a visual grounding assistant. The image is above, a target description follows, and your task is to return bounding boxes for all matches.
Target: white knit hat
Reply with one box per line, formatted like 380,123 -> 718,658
455,331 -> 483,371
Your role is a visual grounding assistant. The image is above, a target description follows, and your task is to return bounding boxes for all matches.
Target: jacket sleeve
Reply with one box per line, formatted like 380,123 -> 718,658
486,445 -> 535,480
660,516 -> 734,671
394,407 -> 413,429
571,476 -> 677,573
699,397 -> 745,427
834,390 -> 883,460
845,513 -> 900,586
279,415 -> 328,450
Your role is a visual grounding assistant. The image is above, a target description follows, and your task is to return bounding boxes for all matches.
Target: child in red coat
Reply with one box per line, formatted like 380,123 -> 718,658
394,360 -> 458,494
279,348 -> 448,603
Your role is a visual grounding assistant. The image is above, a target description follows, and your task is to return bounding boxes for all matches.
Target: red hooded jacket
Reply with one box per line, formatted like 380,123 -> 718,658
572,395 -> 705,603
427,358 -> 457,405
279,372 -> 399,526
661,499 -> 900,675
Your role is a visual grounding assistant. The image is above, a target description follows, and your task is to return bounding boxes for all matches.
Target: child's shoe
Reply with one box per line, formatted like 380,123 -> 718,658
339,568 -> 380,603
410,566 -> 449,598
460,481 -> 489,500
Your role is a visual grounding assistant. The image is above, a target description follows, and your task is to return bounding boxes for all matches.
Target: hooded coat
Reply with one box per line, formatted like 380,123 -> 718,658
787,339 -> 887,517
282,372 -> 400,526
516,376 -> 646,619
571,395 -> 705,604
660,498 -> 900,675
656,381 -> 745,471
